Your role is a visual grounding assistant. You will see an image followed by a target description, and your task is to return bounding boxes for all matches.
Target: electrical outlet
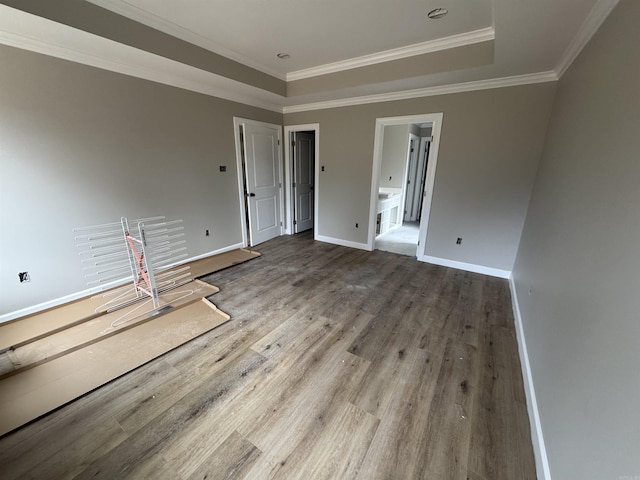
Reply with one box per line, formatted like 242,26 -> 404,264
321,166 -> 325,172
456,237 -> 462,245
205,229 -> 210,236
18,272 -> 30,283
355,223 -> 359,228
219,165 -> 227,172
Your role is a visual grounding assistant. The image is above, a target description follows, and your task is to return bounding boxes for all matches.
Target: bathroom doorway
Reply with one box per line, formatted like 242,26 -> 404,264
368,114 -> 443,260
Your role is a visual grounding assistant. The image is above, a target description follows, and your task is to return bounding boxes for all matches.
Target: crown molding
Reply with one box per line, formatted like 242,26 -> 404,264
7,1 -> 614,117
0,5 -> 284,113
86,0 -> 287,81
555,0 -> 620,78
0,7 -> 556,116
283,71 -> 558,114
286,27 -> 495,82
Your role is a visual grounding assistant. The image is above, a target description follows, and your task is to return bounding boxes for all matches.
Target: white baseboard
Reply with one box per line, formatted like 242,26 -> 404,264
314,234 -> 370,251
420,255 -> 511,278
0,242 -> 246,324
509,275 -> 552,480
0,279 -> 128,325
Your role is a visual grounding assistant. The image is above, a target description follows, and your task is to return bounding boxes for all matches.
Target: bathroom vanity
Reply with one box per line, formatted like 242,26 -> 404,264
376,189 -> 402,236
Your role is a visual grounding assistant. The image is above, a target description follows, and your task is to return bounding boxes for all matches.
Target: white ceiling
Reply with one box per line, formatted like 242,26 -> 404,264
0,0 -> 620,111
88,0 -> 602,81
89,0 -> 494,77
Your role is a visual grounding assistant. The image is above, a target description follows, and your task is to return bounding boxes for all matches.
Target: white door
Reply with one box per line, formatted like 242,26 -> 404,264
403,134 -> 421,222
414,139 -> 431,220
293,132 -> 314,233
242,122 -> 283,245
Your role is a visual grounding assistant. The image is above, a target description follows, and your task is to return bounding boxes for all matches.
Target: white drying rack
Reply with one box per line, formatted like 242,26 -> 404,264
74,216 -> 191,311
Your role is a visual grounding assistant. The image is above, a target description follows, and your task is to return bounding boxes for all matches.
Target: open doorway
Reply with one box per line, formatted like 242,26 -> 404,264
374,126 -> 431,256
368,114 -> 443,260
284,124 -> 319,237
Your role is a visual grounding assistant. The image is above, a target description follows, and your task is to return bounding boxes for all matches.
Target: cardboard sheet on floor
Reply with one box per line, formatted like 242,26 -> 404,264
1,281 -> 219,377
0,298 -> 230,437
187,248 -> 260,279
0,248 -> 260,352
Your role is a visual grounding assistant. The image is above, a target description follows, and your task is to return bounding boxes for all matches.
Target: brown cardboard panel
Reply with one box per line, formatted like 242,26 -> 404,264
187,248 -> 261,279
0,248 -> 259,351
2,281 -> 219,377
0,298 -> 229,437
0,297 -> 111,352
0,352 -> 13,377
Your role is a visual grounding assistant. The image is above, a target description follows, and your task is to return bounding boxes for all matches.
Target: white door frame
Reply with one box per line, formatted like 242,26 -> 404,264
233,117 -> 284,247
368,113 -> 444,260
283,124 -> 320,238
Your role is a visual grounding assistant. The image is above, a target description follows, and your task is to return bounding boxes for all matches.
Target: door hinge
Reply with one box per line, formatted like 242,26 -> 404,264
293,220 -> 297,225
292,182 -> 296,187
291,140 -> 296,147
277,139 -> 280,146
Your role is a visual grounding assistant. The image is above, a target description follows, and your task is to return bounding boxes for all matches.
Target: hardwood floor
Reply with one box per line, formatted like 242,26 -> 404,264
0,233 -> 537,479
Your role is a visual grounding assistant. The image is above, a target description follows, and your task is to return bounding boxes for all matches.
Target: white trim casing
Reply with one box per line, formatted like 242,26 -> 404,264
0,242 -> 245,324
415,116 -> 442,259
283,128 -> 293,235
283,124 -> 320,238
287,27 -> 495,81
420,255 -> 511,279
509,275 -> 552,480
314,235 -> 369,251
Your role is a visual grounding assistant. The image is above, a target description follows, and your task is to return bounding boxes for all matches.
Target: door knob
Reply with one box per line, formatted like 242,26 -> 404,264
249,193 -> 256,197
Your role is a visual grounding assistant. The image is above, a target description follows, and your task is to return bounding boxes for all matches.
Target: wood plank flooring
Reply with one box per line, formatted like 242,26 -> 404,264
0,232 -> 537,479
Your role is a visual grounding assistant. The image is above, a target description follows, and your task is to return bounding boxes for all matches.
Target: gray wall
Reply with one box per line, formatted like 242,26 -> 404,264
285,83 -> 556,269
0,45 -> 281,315
379,125 -> 410,190
512,1 -> 640,478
